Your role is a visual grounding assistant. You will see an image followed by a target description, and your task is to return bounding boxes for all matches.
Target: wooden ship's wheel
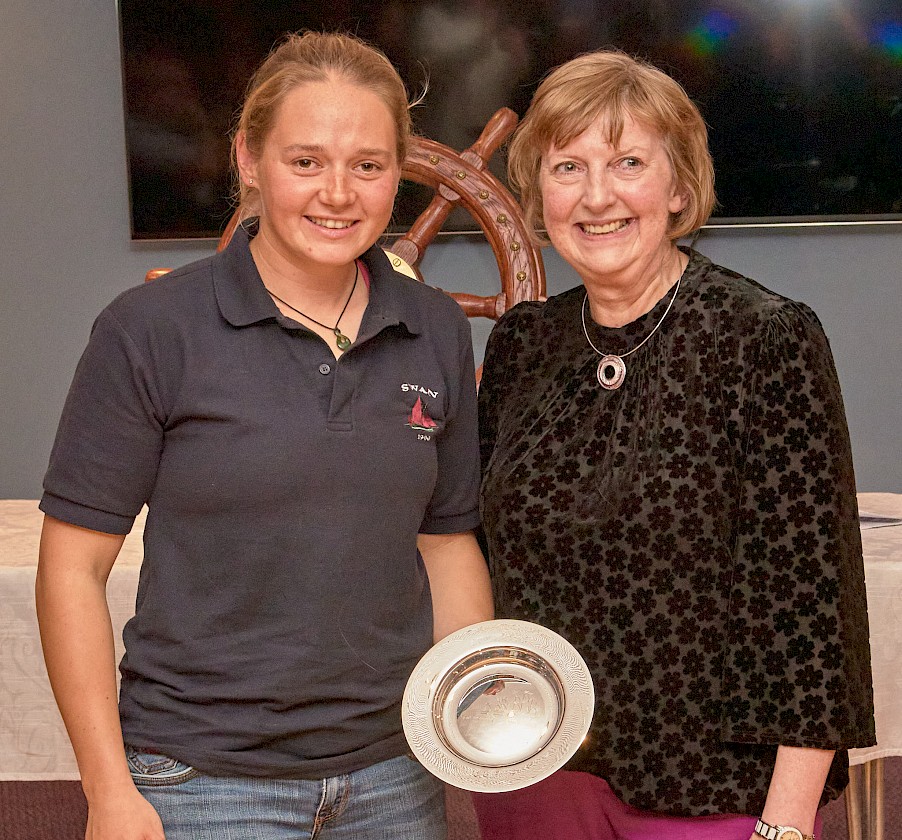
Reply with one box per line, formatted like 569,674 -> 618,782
388,107 -> 545,318
147,107 -> 545,325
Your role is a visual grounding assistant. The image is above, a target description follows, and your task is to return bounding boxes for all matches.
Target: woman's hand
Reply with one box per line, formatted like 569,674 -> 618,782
85,784 -> 165,840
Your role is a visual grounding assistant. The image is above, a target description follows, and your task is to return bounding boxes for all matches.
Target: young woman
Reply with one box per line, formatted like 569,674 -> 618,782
36,31 -> 491,840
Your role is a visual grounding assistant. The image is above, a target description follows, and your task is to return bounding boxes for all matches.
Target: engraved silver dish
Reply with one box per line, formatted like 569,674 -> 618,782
402,619 -> 594,792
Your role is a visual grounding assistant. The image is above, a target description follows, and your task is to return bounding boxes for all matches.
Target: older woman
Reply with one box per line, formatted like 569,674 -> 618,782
474,51 -> 874,840
36,31 -> 491,840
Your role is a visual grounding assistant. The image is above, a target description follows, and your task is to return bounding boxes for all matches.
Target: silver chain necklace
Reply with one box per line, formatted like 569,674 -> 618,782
580,271 -> 682,390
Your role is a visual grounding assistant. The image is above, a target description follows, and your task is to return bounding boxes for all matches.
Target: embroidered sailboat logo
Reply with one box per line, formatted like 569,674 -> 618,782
407,397 -> 438,432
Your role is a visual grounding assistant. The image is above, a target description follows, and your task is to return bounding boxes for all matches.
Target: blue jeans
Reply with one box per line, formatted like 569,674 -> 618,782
126,746 -> 447,839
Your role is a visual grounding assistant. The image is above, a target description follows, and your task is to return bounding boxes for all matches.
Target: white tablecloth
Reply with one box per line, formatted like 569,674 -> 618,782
0,500 -> 144,781
1,495 -> 900,780
848,492 -> 902,766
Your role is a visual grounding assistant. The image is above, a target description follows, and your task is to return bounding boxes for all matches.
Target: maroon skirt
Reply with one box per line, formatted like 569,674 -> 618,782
471,771 -> 823,840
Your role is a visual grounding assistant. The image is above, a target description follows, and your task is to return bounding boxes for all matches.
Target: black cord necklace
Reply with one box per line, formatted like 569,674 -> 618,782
267,262 -> 359,351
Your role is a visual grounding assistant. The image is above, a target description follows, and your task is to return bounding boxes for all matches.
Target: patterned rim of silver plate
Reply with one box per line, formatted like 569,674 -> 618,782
402,619 -> 594,792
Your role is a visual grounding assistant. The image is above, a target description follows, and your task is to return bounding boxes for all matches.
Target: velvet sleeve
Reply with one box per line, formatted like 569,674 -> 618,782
720,301 -> 876,750
477,302 -> 547,478
477,310 -> 511,477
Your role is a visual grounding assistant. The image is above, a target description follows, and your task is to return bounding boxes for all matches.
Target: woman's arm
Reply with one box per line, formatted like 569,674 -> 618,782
723,300 -> 872,834
754,745 -> 835,838
417,531 -> 493,643
35,515 -> 165,840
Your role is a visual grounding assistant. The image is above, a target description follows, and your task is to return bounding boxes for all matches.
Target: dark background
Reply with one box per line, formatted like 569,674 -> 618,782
119,0 -> 902,238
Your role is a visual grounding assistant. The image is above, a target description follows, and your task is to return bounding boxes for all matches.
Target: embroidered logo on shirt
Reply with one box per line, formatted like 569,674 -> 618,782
401,383 -> 439,399
407,397 -> 438,437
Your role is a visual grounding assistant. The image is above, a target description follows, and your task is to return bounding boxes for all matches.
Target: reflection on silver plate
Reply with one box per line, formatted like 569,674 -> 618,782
402,619 -> 594,792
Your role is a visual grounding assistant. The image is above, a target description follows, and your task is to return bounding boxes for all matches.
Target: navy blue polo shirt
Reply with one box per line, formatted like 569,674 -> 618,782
40,227 -> 481,778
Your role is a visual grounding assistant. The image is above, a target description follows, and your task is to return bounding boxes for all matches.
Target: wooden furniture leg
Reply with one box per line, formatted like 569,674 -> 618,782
845,763 -> 863,840
869,757 -> 884,840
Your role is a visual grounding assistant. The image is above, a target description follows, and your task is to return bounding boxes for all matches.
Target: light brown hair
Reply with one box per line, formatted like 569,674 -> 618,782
231,31 -> 411,212
508,50 -> 716,242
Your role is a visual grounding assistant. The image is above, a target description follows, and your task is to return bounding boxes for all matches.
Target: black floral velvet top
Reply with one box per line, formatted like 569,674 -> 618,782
478,249 -> 875,816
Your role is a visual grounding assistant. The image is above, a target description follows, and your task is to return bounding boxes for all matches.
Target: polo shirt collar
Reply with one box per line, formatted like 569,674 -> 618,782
212,222 -> 423,336
358,244 -> 424,339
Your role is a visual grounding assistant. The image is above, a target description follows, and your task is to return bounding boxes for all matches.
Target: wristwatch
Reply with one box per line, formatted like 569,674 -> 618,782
754,818 -> 815,840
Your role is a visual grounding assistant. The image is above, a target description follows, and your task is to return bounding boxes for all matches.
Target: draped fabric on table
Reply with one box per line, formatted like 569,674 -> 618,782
0,501 -> 145,780
0,496 -> 900,780
849,492 -> 902,766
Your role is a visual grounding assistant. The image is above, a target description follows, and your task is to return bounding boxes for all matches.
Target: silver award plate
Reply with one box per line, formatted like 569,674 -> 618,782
402,619 -> 594,792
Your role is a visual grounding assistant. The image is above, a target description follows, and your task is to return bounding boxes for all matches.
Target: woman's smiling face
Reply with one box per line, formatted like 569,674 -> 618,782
238,78 -> 400,277
540,112 -> 686,289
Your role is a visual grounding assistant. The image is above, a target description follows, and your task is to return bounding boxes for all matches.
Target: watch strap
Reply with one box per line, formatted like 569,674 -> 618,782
754,818 -> 815,840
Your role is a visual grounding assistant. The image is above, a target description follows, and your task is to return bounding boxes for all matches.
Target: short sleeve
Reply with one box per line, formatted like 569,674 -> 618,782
419,305 -> 481,534
720,302 -> 875,749
40,308 -> 165,534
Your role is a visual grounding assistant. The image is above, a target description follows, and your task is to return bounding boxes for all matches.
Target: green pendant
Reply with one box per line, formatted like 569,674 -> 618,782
334,330 -> 352,351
